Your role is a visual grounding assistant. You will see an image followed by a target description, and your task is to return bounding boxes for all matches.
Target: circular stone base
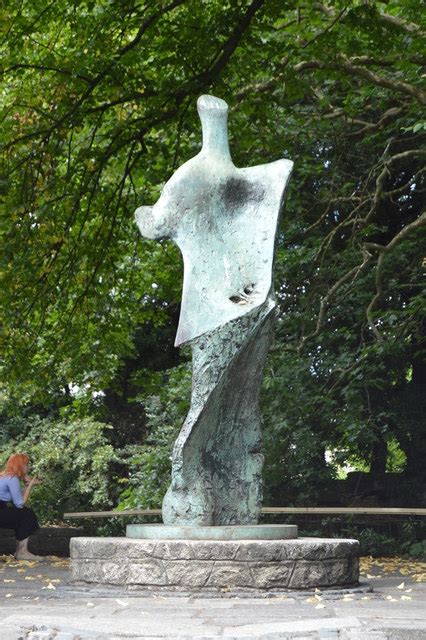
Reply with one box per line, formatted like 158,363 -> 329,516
70,537 -> 359,592
126,524 -> 298,541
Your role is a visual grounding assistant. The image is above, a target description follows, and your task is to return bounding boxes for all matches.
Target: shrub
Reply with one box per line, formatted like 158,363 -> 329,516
0,415 -> 117,522
116,363 -> 191,511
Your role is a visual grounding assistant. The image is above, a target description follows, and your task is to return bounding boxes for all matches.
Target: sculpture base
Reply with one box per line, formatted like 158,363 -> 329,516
126,524 -> 297,540
70,537 -> 359,592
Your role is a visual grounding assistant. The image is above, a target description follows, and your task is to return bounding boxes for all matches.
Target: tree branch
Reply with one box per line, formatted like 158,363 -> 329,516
2,0 -> 186,152
188,0 -> 266,90
298,249 -> 373,353
362,149 -> 426,225
1,63 -> 91,82
377,11 -> 424,35
236,5 -> 347,101
316,3 -> 423,36
345,107 -> 404,138
294,58 -> 426,105
366,211 -> 426,341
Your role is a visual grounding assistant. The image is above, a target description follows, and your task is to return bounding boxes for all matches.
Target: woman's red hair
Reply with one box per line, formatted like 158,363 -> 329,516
0,453 -> 29,479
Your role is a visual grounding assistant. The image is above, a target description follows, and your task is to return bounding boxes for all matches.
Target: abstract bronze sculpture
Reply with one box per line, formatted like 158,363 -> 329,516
135,95 -> 293,525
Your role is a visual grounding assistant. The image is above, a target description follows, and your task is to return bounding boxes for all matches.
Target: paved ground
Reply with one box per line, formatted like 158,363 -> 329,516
0,555 -> 425,639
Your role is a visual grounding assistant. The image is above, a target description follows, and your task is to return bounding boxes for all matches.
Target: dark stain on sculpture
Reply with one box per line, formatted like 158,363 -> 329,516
221,177 -> 263,211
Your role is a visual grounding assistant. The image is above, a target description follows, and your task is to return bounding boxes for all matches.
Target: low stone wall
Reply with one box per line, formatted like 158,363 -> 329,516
0,526 -> 86,557
70,537 -> 359,592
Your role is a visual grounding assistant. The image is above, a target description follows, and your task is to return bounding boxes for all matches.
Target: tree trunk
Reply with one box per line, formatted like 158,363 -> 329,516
370,433 -> 388,494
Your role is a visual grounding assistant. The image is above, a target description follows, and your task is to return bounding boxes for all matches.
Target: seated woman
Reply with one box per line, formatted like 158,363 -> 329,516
0,453 -> 44,561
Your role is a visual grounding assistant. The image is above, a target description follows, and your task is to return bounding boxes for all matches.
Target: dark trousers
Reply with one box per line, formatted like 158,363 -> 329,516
0,501 -> 39,541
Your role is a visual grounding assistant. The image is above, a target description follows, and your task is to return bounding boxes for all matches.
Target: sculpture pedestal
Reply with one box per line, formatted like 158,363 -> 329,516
126,523 -> 297,541
70,536 -> 359,593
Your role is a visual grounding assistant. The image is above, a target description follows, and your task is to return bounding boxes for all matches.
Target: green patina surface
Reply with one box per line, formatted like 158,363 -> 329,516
135,95 -> 292,525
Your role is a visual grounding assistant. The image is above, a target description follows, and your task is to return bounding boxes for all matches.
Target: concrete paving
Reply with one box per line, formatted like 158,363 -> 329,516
0,555 -> 425,639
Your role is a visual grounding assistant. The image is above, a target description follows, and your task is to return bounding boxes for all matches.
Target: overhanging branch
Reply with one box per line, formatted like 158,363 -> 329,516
365,211 -> 426,341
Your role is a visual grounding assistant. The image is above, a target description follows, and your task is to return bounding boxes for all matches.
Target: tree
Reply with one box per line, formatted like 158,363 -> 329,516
1,1 -> 425,508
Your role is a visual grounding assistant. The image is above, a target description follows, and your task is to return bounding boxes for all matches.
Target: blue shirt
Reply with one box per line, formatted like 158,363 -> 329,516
0,475 -> 24,508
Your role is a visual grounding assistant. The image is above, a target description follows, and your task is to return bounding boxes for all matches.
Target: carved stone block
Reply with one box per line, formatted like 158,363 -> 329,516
70,537 -> 359,592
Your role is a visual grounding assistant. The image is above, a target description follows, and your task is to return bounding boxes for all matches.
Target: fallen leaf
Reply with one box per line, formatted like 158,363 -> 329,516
5,593 -> 13,598
397,582 -> 405,589
41,582 -> 56,590
315,603 -> 326,609
52,560 -> 70,568
0,555 -> 12,562
24,576 -> 35,581
405,588 -> 412,593
3,579 -> 15,583
87,602 -> 95,608
360,557 -> 422,581
115,599 -> 129,607
400,595 -> 412,601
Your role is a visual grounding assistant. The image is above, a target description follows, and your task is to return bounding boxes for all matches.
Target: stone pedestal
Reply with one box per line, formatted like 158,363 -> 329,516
126,523 -> 298,541
70,537 -> 359,593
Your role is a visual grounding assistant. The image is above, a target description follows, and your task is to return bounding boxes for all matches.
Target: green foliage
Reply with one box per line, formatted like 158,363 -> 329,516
350,528 -> 399,557
0,0 -> 425,521
116,362 -> 191,510
406,541 -> 426,560
299,519 -> 426,558
386,437 -> 407,474
0,415 -> 117,522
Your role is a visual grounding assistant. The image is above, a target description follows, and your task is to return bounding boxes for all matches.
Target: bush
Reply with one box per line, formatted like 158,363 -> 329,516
0,415 -> 117,522
116,362 -> 191,511
406,541 -> 426,559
